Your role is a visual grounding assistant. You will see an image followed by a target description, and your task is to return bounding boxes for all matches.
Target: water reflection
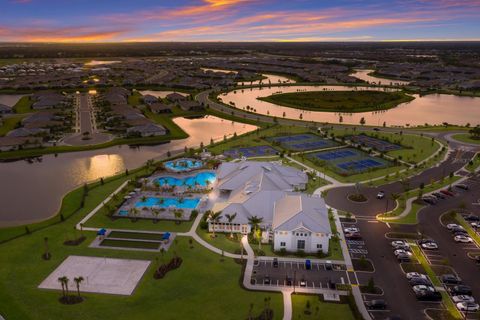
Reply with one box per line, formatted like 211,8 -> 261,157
222,85 -> 479,127
351,70 -> 410,86
0,116 -> 256,226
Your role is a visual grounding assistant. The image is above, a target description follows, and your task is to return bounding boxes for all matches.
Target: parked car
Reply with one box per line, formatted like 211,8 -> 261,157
397,253 -> 411,262
345,232 -> 362,240
452,230 -> 469,237
446,223 -> 462,230
450,226 -> 466,233
456,302 -> 479,312
455,184 -> 469,190
432,192 -> 446,199
471,222 -> 479,229
454,235 -> 473,243
299,279 -> 307,287
422,197 -> 437,205
413,285 -> 435,294
365,300 -> 386,310
464,215 -> 480,222
440,189 -> 455,197
344,227 -> 360,233
391,240 -> 408,248
273,258 -> 279,268
420,242 -> 438,250
452,295 -> 475,303
377,191 -> 385,199
305,260 -> 311,270
394,249 -> 412,257
264,276 -> 270,285
406,272 -> 428,280
416,291 -> 442,302
286,276 -> 293,286
441,274 -> 462,284
450,285 -> 472,296
409,277 -> 432,286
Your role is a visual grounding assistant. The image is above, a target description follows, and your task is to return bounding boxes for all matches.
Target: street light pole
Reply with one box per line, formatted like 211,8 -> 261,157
293,270 -> 296,294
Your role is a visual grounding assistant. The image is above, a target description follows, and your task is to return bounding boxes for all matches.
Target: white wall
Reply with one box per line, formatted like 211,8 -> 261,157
273,230 -> 329,254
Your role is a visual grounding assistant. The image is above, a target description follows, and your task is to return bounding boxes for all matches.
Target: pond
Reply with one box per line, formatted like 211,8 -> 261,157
0,116 -> 256,227
0,94 -> 26,107
351,69 -> 410,86
222,85 -> 480,127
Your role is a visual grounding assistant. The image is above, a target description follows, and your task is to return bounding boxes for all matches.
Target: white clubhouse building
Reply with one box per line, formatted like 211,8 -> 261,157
208,161 -> 332,254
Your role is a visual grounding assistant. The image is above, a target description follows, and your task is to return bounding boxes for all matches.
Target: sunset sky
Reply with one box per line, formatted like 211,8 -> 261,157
1,0 -> 479,42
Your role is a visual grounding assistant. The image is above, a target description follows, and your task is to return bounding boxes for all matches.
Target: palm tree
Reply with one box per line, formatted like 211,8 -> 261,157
152,208 -> 160,223
209,211 -> 223,238
74,276 -> 84,298
225,213 -> 237,238
129,207 -> 139,221
58,276 -> 66,299
44,237 -> 50,260
248,215 -> 264,249
174,210 -> 183,224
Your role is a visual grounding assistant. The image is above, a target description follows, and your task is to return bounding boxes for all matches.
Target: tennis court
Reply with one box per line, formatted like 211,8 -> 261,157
307,147 -> 391,176
268,133 -> 339,151
224,145 -> 278,158
349,135 -> 401,152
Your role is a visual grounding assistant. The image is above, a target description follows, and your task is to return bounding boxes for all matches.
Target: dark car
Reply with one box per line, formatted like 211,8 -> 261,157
422,197 -> 437,205
433,192 -> 446,199
441,274 -> 461,284
440,189 -> 455,197
450,226 -> 467,233
264,276 -> 270,285
397,253 -> 411,262
410,277 -> 432,286
416,291 -> 442,302
365,299 -> 386,310
450,285 -> 472,296
305,259 -> 311,270
453,231 -> 469,237
476,256 -> 480,264
455,184 -> 469,190
464,215 -> 480,222
286,276 -> 293,286
345,232 -> 362,240
273,258 -> 279,268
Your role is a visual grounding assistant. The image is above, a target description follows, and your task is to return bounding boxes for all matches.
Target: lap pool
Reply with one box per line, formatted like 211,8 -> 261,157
155,171 -> 216,187
135,197 -> 201,209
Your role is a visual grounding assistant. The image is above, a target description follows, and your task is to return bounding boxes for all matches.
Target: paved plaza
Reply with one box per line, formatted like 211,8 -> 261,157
38,255 -> 150,295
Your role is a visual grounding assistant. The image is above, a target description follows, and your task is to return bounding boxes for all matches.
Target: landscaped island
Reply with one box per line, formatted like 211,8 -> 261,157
258,90 -> 414,113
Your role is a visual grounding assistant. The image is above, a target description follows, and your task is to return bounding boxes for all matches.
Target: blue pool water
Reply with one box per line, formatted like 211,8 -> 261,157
135,197 -> 201,209
155,171 -> 216,187
164,159 -> 203,171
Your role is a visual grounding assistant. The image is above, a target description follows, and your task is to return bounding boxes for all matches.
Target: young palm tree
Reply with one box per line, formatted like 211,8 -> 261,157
152,208 -> 160,223
44,237 -> 50,259
57,277 -> 66,299
225,213 -> 237,238
248,215 -> 264,250
209,211 -> 223,238
74,276 -> 84,298
174,210 -> 183,224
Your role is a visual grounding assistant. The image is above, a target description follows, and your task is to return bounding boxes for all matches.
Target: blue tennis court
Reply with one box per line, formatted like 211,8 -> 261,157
268,133 -> 339,151
350,135 -> 401,152
224,145 -> 278,158
307,147 -> 392,176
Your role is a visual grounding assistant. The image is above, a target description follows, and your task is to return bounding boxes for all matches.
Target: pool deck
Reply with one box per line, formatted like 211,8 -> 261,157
164,158 -> 205,173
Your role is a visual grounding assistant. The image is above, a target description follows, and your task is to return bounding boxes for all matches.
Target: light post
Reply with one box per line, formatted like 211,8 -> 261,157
293,270 -> 297,293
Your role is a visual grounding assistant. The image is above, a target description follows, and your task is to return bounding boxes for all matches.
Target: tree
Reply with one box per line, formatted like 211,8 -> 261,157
208,211 -> 223,237
469,125 -> 480,140
152,208 -> 160,223
43,237 -> 51,260
225,213 -> 237,238
74,276 -> 84,298
174,210 -> 183,223
248,215 -> 264,250
360,117 -> 366,126
58,276 -> 69,300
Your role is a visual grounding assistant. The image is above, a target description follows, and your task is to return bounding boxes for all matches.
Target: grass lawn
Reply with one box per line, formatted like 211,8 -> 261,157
99,238 -> 161,250
330,128 -> 441,164
197,228 -> 243,254
142,109 -> 189,139
292,294 -> 355,320
258,90 -> 414,113
128,91 -> 143,106
108,231 -> 165,241
13,96 -> 34,114
465,154 -> 480,173
0,115 -> 24,136
0,169 -> 283,320
452,133 -> 480,145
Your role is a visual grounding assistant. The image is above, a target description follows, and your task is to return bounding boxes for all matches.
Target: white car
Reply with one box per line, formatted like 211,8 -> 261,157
446,223 -> 462,230
406,272 -> 428,280
456,302 -> 479,312
471,222 -> 479,228
454,235 -> 473,243
421,242 -> 438,250
391,240 -> 407,248
377,191 -> 385,199
413,285 -> 435,294
452,295 -> 475,303
394,249 -> 412,257
344,227 -> 360,233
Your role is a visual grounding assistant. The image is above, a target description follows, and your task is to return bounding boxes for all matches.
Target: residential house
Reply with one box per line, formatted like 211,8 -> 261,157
142,94 -> 158,106
149,103 -> 172,114
126,123 -> 167,137
166,92 -> 187,103
0,104 -> 12,114
178,100 -> 204,112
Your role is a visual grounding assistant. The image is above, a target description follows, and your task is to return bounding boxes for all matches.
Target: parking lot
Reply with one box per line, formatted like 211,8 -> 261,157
251,259 -> 347,289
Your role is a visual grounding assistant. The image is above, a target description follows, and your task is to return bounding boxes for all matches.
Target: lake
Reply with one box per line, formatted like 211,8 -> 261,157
0,116 -> 256,227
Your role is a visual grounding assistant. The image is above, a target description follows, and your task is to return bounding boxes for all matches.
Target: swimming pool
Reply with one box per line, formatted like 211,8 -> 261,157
135,197 -> 201,209
164,158 -> 203,172
155,171 -> 216,187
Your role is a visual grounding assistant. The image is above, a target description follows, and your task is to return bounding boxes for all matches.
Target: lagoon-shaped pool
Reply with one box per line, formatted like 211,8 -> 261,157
164,158 -> 203,172
135,197 -> 200,209
155,171 -> 216,188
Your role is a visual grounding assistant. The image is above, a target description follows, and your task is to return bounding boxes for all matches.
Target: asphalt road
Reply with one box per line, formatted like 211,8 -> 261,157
79,93 -> 93,134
